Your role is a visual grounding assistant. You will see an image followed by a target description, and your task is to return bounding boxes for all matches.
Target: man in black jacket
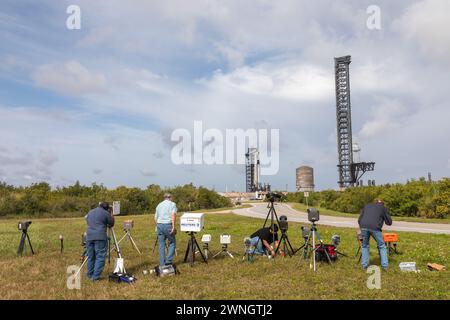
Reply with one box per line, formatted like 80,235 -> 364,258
358,199 -> 392,270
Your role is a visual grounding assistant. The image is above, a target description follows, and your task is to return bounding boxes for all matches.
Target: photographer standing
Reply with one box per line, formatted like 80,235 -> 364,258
85,202 -> 115,281
155,193 -> 177,266
358,199 -> 392,271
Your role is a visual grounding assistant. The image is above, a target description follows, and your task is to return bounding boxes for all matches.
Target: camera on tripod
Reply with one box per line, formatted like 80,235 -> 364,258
123,220 -> 133,232
307,208 -> 319,222
300,226 -> 310,240
279,215 -> 288,232
18,221 -> 32,231
266,192 -> 282,202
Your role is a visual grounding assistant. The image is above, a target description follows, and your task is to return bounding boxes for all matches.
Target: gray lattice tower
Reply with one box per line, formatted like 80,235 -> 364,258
245,148 -> 255,192
335,56 -> 353,188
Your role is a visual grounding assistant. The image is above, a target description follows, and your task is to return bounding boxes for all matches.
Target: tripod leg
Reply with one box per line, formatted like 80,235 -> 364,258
355,245 -> 361,258
194,236 -> 207,263
117,233 -> 127,245
74,256 -> 88,278
191,237 -> 195,266
286,236 -> 295,257
17,232 -> 26,255
303,232 -> 312,259
183,238 -> 191,263
128,234 -> 142,254
294,241 -> 306,255
26,233 -> 35,255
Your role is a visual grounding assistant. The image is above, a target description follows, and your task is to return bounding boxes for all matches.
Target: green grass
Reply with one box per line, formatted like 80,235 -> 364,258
0,213 -> 448,299
290,203 -> 450,224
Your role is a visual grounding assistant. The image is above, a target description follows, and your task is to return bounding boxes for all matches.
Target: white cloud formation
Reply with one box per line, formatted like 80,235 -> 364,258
1,0 -> 449,190
32,60 -> 106,96
204,61 -> 334,102
359,98 -> 408,138
396,0 -> 450,64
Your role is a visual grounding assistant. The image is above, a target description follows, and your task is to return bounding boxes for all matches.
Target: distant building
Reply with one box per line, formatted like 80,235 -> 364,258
296,166 -> 315,192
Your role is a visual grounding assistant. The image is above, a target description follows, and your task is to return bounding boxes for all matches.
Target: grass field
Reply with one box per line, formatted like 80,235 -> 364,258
0,213 -> 448,300
290,203 -> 450,224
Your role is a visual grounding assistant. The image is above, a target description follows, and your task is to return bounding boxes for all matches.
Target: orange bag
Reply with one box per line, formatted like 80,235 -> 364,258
383,233 -> 399,242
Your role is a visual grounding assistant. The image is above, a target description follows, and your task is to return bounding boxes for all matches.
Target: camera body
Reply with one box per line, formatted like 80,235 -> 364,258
220,234 -> 231,245
266,192 -> 282,202
201,234 -> 212,243
301,226 -> 310,239
180,213 -> 205,232
279,215 -> 288,232
331,234 -> 341,247
123,220 -> 134,231
307,208 -> 320,222
18,220 -> 32,231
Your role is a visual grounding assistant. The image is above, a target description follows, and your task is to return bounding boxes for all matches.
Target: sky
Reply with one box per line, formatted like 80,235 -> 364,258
0,0 -> 449,191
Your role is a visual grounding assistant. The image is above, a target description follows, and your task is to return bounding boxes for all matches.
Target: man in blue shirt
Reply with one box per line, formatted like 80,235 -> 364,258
155,193 -> 177,266
85,202 -> 115,280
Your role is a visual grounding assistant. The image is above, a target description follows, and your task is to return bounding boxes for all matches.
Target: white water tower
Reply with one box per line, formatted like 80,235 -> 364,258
352,143 -> 361,163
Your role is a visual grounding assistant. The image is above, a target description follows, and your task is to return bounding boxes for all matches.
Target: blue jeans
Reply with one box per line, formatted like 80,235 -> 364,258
157,223 -> 176,266
361,229 -> 389,269
248,236 -> 267,255
86,240 -> 107,280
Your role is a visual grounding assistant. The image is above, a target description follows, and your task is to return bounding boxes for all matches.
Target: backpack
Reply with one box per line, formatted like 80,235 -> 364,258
315,244 -> 338,262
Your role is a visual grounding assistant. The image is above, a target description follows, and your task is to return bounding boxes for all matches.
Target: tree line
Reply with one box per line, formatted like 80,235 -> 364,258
285,177 -> 450,219
0,181 -> 232,218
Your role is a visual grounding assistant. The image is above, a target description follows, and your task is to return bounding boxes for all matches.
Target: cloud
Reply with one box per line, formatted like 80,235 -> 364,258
204,61 -> 334,102
32,60 -> 106,96
395,0 -> 450,64
359,98 -> 408,139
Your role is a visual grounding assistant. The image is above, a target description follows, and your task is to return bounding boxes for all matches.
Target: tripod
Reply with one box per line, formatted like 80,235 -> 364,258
17,229 -> 34,256
275,229 -> 295,257
301,222 -> 331,271
109,227 -> 126,274
250,200 -> 281,258
212,244 -> 234,259
112,229 -> 141,254
74,247 -> 88,279
203,243 -> 212,260
183,232 -> 207,266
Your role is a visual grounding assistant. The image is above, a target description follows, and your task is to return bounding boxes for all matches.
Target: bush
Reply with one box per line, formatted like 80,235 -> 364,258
0,181 -> 231,218
286,177 -> 449,219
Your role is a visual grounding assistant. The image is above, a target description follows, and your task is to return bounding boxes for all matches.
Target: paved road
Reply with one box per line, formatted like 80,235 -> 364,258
231,203 -> 450,235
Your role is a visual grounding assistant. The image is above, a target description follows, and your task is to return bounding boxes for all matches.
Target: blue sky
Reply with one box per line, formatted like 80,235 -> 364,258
1,0 -> 449,191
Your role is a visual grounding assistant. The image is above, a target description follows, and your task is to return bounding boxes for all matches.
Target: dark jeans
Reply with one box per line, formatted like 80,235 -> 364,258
86,240 -> 107,280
